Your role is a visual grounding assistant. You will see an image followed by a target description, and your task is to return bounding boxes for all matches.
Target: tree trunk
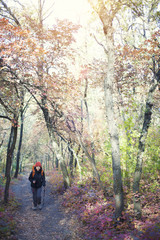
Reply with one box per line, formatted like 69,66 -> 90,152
83,77 -> 97,181
117,86 -> 131,189
76,132 -> 105,192
55,157 -> 59,169
69,146 -> 74,178
19,154 -> 23,173
89,0 -> 124,218
52,140 -> 70,188
133,83 -> 157,218
68,143 -> 82,182
105,37 -> 124,219
4,120 -> 18,203
14,112 -> 24,178
0,132 -> 6,148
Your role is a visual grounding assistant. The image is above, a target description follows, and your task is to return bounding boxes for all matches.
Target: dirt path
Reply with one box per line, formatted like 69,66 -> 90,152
11,174 -> 82,240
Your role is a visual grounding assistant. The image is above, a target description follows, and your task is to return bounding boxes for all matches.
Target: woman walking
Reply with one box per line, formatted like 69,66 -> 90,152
29,162 -> 46,210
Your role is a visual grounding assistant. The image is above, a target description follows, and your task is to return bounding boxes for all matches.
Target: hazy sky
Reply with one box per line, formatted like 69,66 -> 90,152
7,0 -> 90,25
53,0 -> 89,22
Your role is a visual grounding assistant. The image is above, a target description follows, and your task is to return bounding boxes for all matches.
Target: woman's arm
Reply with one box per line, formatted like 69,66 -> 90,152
29,172 -> 34,182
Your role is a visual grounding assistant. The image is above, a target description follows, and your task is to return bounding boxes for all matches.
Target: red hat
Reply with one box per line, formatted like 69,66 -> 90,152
35,162 -> 42,167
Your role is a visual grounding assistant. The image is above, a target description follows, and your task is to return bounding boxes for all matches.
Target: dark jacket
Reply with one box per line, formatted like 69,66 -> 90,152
29,167 -> 46,188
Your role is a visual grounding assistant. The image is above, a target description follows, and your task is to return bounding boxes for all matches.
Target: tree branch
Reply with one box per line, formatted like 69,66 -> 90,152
93,34 -> 108,54
0,0 -> 20,26
0,115 -> 12,121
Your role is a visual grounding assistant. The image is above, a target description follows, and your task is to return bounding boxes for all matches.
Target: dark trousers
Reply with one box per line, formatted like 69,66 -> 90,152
32,187 -> 42,207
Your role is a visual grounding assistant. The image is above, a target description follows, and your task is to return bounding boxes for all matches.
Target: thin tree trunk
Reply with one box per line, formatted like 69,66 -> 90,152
76,132 -> 105,193
75,144 -> 81,168
52,140 -> 70,188
83,77 -> 97,180
68,143 -> 82,182
0,132 -> 6,148
133,83 -> 157,218
14,112 -> 23,178
4,120 -> 18,203
19,154 -> 23,173
117,87 -> 131,188
68,145 -> 74,178
55,157 -> 59,169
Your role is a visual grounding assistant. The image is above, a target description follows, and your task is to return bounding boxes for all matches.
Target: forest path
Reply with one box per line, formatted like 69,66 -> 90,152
11,174 -> 81,240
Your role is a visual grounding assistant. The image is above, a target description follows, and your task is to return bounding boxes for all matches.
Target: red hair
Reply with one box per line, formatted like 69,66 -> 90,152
32,163 -> 43,177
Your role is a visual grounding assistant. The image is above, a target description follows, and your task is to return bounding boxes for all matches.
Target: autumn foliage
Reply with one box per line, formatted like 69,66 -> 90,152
50,169 -> 160,240
1,0 -> 160,238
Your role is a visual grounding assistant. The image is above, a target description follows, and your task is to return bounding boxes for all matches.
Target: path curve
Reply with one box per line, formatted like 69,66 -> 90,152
11,174 -> 82,240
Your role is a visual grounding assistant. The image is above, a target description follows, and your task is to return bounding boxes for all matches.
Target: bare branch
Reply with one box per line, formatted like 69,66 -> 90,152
93,34 -> 108,54
0,0 -> 20,26
0,115 -> 12,121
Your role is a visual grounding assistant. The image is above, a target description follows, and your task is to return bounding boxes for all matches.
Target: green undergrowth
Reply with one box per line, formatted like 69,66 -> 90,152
49,169 -> 160,240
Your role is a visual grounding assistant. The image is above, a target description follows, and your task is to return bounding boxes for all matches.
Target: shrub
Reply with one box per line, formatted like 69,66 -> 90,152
49,169 -> 65,194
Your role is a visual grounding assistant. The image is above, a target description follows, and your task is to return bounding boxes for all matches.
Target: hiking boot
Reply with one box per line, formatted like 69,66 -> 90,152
32,206 -> 37,210
38,204 -> 42,210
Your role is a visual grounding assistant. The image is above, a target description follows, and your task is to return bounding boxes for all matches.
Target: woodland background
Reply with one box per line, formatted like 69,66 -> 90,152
0,0 -> 160,239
